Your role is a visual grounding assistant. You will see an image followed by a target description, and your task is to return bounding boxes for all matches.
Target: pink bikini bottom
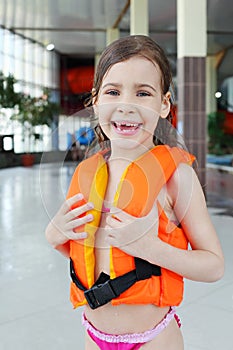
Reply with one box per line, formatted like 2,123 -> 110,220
82,307 -> 181,350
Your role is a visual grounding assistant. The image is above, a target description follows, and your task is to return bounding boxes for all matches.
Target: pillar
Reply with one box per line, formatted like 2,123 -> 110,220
95,28 -> 120,72
206,56 -> 217,115
94,53 -> 101,73
106,28 -> 119,45
177,0 -> 207,188
130,0 -> 148,36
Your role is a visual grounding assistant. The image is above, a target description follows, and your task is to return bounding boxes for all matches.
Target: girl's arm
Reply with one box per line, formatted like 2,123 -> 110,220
159,162 -> 225,282
106,163 -> 224,283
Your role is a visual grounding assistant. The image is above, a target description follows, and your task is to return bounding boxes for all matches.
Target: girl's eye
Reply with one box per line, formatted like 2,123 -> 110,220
137,91 -> 151,97
106,90 -> 119,96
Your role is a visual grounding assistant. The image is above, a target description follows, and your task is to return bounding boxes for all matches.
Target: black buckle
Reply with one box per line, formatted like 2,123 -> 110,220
84,280 -> 117,309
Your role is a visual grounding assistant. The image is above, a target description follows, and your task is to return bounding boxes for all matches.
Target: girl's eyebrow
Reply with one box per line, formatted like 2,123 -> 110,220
136,83 -> 157,92
101,83 -> 157,92
101,83 -> 121,89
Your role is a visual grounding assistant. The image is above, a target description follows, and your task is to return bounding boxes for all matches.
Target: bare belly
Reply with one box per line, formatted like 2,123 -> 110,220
85,302 -> 170,334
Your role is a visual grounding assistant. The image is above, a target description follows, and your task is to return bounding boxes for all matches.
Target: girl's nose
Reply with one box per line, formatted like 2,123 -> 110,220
116,103 -> 136,114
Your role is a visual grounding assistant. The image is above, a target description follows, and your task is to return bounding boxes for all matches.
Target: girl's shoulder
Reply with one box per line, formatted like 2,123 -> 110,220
169,161 -> 198,188
167,161 -> 205,211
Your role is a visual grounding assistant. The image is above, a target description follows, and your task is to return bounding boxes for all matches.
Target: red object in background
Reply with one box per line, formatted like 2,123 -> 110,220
170,104 -> 177,128
60,65 -> 95,114
170,106 -> 233,135
61,66 -> 94,94
21,154 -> 35,166
221,110 -> 233,135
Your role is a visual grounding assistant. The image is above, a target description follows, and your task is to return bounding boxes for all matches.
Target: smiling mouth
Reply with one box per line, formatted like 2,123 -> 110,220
111,121 -> 143,134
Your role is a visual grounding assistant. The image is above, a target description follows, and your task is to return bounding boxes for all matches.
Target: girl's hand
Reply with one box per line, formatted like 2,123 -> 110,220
45,193 -> 94,248
105,204 -> 159,258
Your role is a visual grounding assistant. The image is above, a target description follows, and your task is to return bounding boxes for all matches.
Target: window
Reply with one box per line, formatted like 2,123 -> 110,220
0,28 -> 60,153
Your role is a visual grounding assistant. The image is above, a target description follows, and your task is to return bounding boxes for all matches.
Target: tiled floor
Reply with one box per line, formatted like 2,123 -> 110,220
0,162 -> 232,350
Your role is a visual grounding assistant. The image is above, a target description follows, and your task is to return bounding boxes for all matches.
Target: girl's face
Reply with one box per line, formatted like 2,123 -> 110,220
94,56 -> 170,151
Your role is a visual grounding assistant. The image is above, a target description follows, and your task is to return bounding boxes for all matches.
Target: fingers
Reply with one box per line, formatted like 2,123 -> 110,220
105,235 -> 120,248
65,213 -> 94,231
60,193 -> 85,215
50,193 -> 96,245
110,207 -> 134,221
104,204 -> 159,252
104,223 -> 122,248
62,230 -> 88,241
65,202 -> 94,221
54,211 -> 93,242
106,208 -> 134,228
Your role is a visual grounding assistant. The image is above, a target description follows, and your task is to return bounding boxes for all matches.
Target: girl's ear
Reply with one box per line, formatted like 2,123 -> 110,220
92,88 -> 97,103
93,103 -> 98,116
92,88 -> 98,114
160,91 -> 171,119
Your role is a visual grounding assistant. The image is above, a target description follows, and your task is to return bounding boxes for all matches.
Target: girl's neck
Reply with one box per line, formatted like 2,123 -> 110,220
109,140 -> 155,162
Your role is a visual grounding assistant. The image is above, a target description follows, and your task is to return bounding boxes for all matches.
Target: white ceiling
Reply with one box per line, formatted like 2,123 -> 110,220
0,0 -> 233,80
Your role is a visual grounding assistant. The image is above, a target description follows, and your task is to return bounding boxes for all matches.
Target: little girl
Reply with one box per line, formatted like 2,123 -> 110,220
45,35 -> 224,350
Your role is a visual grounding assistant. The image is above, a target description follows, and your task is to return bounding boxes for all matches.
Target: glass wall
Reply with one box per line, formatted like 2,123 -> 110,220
0,27 -> 59,153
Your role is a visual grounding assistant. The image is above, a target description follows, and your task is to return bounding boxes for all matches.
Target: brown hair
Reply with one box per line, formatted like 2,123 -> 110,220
92,35 -> 172,101
87,35 -> 174,146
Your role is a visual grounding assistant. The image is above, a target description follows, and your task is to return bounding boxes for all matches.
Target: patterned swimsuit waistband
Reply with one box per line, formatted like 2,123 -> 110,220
82,307 -> 178,344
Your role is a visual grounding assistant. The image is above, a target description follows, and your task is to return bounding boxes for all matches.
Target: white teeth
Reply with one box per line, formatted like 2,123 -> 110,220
114,121 -> 139,127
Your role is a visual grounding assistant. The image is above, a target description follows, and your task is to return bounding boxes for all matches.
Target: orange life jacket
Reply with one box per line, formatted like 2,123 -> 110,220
66,145 -> 195,309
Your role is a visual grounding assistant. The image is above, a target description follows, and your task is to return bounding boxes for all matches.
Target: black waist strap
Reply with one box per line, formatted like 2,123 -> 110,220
70,257 -> 161,309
